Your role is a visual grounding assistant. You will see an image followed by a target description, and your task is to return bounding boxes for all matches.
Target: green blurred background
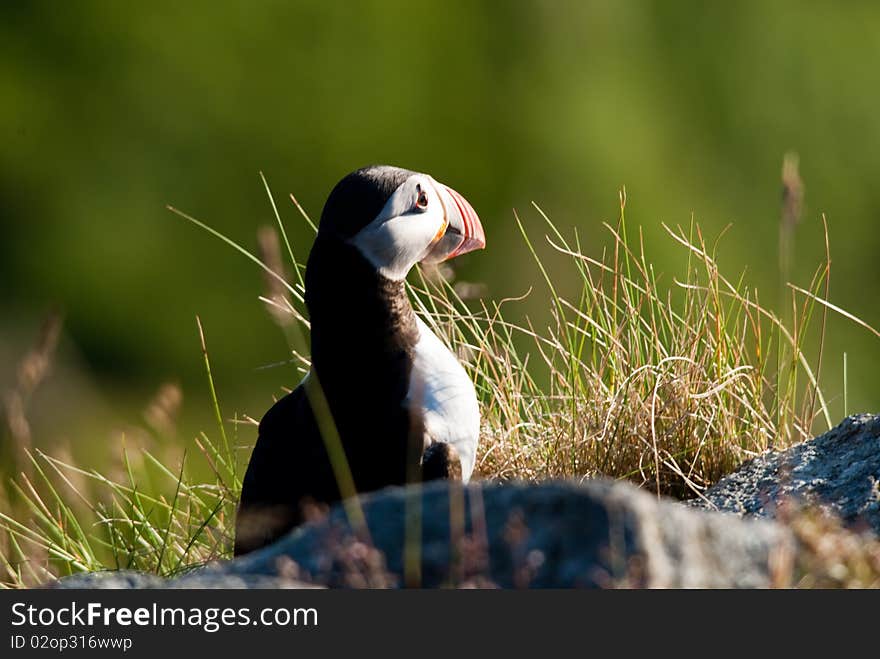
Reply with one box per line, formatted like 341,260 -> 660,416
2,1 -> 878,458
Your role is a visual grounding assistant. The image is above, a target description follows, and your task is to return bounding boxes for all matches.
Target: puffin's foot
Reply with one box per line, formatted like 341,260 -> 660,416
421,442 -> 462,481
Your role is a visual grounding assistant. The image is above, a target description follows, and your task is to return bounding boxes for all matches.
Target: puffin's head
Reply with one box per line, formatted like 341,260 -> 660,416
318,165 -> 486,280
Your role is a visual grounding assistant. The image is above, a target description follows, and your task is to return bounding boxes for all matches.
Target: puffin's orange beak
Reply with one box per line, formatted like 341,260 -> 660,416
423,183 -> 486,263
440,184 -> 486,258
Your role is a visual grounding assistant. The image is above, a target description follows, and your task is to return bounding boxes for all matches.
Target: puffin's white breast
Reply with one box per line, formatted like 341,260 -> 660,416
408,317 -> 480,481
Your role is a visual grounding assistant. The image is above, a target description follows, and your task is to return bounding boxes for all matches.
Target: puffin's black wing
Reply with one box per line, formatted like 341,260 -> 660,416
233,383 -> 335,556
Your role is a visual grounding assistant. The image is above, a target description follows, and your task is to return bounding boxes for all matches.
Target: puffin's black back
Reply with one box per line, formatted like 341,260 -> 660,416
233,165 -> 424,556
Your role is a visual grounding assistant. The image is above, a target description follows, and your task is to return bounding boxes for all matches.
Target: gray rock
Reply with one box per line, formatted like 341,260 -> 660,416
50,478 -> 791,589
187,479 -> 792,588
47,414 -> 880,589
48,571 -> 168,589
690,414 -> 880,533
49,569 -> 319,589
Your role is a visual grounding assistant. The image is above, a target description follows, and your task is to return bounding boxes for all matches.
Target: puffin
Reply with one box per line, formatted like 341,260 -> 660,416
233,165 -> 486,556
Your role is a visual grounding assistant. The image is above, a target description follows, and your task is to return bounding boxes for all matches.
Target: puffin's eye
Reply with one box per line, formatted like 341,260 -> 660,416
415,187 -> 429,210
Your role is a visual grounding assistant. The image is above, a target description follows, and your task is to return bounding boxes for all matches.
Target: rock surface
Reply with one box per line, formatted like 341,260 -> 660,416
52,415 -> 880,589
49,570 -> 318,589
690,414 -> 880,534
53,479 -> 792,589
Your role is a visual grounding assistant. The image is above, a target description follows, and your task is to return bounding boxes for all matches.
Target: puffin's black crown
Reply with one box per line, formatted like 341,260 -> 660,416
319,165 -> 415,240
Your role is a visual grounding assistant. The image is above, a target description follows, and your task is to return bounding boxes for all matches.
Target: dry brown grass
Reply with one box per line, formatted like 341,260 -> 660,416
421,195 -> 836,501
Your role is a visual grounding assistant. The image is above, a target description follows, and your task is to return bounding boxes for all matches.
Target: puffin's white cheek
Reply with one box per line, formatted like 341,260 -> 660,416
352,216 -> 438,281
387,219 -> 440,261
